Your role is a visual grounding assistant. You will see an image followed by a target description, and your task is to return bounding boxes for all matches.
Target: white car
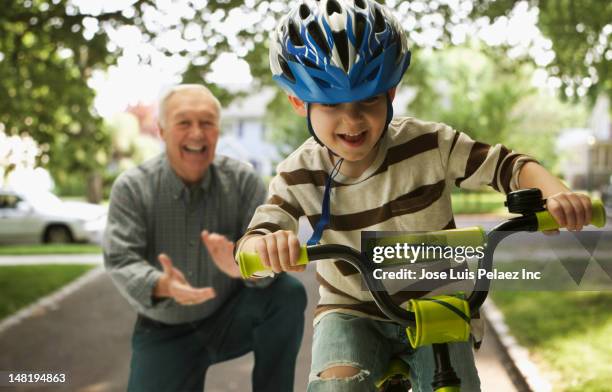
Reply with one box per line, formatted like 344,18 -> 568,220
0,189 -> 107,244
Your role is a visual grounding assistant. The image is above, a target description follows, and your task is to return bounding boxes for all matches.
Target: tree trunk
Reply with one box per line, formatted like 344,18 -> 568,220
86,172 -> 103,203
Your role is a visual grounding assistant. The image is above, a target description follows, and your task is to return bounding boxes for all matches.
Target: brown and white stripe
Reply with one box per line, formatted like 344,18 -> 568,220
236,116 -> 537,340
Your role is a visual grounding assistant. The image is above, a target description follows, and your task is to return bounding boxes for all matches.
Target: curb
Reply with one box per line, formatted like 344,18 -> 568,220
0,266 -> 105,335
482,300 -> 552,392
0,253 -> 102,266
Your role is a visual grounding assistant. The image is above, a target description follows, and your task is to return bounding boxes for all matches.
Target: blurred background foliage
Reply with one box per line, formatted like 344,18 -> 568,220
0,0 -> 609,201
471,0 -> 611,101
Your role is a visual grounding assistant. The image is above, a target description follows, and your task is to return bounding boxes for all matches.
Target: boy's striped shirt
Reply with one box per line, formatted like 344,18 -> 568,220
237,117 -> 537,341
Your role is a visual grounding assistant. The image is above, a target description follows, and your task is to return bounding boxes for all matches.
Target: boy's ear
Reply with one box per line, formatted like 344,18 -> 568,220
388,87 -> 397,102
287,95 -> 307,117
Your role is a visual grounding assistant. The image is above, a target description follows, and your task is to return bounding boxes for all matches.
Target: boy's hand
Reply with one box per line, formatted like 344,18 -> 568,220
545,192 -> 592,233
252,230 -> 306,273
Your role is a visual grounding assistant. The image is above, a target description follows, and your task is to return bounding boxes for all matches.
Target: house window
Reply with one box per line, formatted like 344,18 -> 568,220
237,120 -> 244,138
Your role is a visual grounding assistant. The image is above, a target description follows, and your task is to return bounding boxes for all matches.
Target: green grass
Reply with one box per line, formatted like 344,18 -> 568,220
491,290 -> 612,391
0,244 -> 101,255
0,264 -> 96,320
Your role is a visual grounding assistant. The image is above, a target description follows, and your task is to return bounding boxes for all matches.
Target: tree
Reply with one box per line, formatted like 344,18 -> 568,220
0,1 -> 132,201
407,44 -> 588,172
471,0 -> 612,100
3,0 -> 603,198
0,1 -> 284,199
0,130 -> 39,184
264,90 -> 310,158
408,44 -> 534,145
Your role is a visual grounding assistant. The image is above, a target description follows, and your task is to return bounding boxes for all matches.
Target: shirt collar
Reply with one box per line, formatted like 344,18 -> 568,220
162,154 -> 214,200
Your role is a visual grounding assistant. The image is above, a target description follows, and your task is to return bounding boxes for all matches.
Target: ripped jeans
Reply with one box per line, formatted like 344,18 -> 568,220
308,313 -> 481,392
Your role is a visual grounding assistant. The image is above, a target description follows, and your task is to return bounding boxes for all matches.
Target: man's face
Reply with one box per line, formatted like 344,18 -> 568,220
160,89 -> 220,185
309,94 -> 388,164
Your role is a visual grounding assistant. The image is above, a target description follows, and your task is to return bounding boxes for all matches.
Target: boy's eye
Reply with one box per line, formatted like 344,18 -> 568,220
321,103 -> 338,108
361,95 -> 382,104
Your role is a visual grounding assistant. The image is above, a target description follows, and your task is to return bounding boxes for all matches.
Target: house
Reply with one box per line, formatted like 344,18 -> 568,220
556,95 -> 612,191
219,88 -> 279,177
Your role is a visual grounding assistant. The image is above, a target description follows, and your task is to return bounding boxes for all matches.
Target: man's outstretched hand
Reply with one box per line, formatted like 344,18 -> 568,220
153,253 -> 216,305
201,230 -> 242,278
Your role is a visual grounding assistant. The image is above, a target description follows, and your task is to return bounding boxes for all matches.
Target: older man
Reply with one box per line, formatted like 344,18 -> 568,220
104,84 -> 307,392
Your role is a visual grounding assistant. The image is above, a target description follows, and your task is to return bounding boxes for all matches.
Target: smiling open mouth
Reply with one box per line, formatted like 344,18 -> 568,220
338,131 -> 367,145
182,145 -> 207,154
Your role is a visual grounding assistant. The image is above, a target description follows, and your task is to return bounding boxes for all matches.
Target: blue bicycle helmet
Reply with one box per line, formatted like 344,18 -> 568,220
269,0 -> 411,105
269,0 -> 412,245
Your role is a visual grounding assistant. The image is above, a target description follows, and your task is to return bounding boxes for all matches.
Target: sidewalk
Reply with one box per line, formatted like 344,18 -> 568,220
0,254 -> 102,266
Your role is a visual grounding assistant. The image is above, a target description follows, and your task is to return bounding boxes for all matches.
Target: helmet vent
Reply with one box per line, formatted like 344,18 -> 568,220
278,56 -> 296,83
332,31 -> 350,71
302,57 -> 318,69
299,4 -> 311,19
307,22 -> 330,56
374,7 -> 385,33
371,43 -> 383,59
354,12 -> 366,51
288,21 -> 304,47
268,0 -> 411,101
326,0 -> 342,16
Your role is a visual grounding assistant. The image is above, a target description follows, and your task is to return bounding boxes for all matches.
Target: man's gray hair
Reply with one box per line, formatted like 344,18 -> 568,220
157,84 -> 222,129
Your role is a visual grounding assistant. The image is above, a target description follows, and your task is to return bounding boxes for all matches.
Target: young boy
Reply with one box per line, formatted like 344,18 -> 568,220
236,1 -> 593,390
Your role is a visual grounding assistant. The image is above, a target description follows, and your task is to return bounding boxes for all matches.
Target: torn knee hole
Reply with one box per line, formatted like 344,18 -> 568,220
318,365 -> 366,380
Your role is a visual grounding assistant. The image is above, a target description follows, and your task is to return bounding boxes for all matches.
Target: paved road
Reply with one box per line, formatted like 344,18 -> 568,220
0,266 -> 517,392
0,215 -> 546,392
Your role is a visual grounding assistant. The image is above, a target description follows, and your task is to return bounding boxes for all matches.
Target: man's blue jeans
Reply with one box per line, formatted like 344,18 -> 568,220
127,273 -> 307,392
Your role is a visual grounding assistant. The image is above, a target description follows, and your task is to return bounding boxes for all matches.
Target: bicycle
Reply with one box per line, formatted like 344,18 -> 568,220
238,189 -> 607,391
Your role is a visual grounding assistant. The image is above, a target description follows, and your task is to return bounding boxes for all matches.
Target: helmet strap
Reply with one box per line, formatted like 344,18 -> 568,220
382,92 -> 394,138
307,156 -> 344,245
305,92 -> 393,245
306,103 -> 324,147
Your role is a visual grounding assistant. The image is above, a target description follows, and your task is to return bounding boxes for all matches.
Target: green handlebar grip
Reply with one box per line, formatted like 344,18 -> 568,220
238,246 -> 310,278
434,387 -> 461,392
536,199 -> 606,231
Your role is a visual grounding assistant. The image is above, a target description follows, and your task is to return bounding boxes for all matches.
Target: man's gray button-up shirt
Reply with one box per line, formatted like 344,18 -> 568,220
103,153 -> 267,324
